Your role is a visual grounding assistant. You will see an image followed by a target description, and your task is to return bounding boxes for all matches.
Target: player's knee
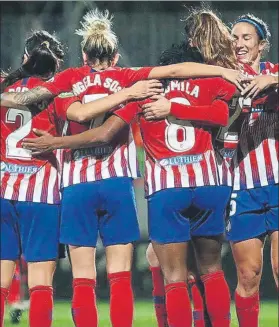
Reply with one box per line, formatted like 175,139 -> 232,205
146,244 -> 160,267
27,261 -> 56,288
72,261 -> 96,279
106,244 -> 133,274
272,261 -> 279,281
237,262 -> 262,291
69,245 -> 96,279
198,263 -> 222,276
0,260 -> 16,289
161,264 -> 187,284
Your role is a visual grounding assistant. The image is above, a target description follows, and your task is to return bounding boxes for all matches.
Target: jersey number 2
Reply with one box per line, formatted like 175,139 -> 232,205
5,109 -> 32,160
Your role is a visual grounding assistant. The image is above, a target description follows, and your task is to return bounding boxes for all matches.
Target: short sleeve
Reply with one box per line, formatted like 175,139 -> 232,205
42,68 -> 77,95
54,94 -> 80,121
122,67 -> 153,86
113,102 -> 139,124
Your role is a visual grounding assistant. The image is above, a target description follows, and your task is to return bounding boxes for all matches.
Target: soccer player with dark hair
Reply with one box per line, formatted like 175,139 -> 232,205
227,14 -> 278,327
0,30 -> 65,327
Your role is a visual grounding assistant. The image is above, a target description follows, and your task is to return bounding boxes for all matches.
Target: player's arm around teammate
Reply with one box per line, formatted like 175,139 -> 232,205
0,36 -> 248,109
1,31 -> 64,327
227,14 -> 279,327
24,39 -> 236,327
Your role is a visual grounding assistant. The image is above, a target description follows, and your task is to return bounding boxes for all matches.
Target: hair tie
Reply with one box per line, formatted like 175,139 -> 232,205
41,41 -> 50,49
236,18 -> 266,39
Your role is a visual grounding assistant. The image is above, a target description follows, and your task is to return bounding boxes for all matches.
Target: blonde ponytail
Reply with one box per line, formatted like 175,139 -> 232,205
76,9 -> 118,65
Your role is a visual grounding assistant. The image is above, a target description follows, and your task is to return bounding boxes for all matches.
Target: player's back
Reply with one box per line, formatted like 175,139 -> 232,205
44,65 -> 152,96
116,77 -> 235,195
1,77 -> 60,204
139,78 -> 231,161
53,67 -> 149,187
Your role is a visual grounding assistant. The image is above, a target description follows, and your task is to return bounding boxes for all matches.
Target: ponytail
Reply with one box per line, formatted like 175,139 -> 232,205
76,9 -> 118,65
1,42 -> 58,92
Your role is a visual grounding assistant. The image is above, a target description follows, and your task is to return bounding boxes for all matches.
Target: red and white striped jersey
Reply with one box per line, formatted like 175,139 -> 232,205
214,97 -> 249,187
51,66 -> 153,188
233,62 -> 279,190
115,77 -> 236,196
1,78 -> 61,204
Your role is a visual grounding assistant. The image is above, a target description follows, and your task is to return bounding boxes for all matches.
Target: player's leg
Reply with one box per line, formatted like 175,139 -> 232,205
146,243 -> 168,327
187,243 -> 211,327
270,231 -> 278,288
16,201 -> 60,327
191,186 -> 232,327
148,188 -> 193,327
106,244 -> 134,327
227,188 -> 267,327
99,177 -> 140,327
60,182 -> 100,327
0,198 -> 20,326
7,261 -> 23,325
192,236 -> 230,327
231,238 -> 263,327
266,184 -> 279,288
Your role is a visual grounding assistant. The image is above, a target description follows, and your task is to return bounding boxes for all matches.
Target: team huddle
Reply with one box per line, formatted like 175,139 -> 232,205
0,7 -> 278,327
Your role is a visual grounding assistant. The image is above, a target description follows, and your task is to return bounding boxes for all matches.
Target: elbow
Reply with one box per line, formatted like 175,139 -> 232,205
75,115 -> 88,124
168,65 -> 179,78
69,113 -> 90,124
99,132 -> 113,144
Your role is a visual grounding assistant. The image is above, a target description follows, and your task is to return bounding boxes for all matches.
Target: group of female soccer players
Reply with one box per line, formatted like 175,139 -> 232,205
1,6 -> 278,327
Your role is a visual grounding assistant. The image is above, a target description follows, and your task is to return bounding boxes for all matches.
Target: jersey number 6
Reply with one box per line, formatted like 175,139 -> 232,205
165,97 -> 195,153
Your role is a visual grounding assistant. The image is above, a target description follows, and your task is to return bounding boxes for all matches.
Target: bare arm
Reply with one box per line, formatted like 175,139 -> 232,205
1,87 -> 54,109
66,80 -> 163,123
22,116 -> 127,155
148,63 -> 248,91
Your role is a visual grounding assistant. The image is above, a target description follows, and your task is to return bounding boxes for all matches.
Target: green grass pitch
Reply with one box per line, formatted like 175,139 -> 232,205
4,300 -> 278,327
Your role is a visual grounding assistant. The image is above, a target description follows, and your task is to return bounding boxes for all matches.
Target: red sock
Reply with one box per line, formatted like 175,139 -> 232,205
150,267 -> 168,327
72,278 -> 98,327
165,282 -> 192,327
201,271 -> 231,327
29,285 -> 53,327
7,262 -> 21,305
189,278 -> 206,327
1,287 -> 9,327
235,291 -> 260,327
108,271 -> 134,327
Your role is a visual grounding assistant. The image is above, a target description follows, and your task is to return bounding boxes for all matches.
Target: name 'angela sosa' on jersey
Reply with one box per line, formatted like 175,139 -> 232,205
72,145 -> 114,160
159,154 -> 203,166
1,161 -> 40,174
72,75 -> 122,95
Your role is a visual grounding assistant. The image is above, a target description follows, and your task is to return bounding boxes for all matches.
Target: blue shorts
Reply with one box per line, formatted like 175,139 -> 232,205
147,186 -> 232,244
60,177 -> 140,247
226,184 -> 279,242
0,198 -> 60,262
